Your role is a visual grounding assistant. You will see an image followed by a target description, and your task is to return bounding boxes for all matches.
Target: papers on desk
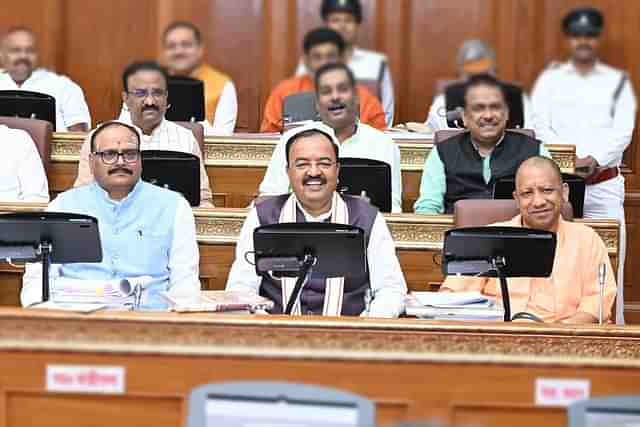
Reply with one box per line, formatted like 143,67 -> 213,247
32,301 -> 110,313
162,290 -> 274,313
406,292 -> 503,321
46,277 -> 139,308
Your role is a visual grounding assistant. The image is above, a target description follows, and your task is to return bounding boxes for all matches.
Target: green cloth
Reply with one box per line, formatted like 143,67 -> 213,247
413,143 -> 552,214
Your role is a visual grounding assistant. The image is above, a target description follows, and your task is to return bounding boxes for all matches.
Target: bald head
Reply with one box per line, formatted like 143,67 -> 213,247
514,156 -> 568,231
516,156 -> 563,188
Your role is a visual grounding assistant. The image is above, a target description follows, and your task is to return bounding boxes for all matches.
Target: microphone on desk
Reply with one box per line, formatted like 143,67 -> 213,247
598,263 -> 606,325
119,276 -> 154,309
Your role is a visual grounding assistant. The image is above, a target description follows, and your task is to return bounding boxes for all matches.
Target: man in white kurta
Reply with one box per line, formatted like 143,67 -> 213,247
0,125 -> 48,202
0,27 -> 91,131
531,7 -> 636,324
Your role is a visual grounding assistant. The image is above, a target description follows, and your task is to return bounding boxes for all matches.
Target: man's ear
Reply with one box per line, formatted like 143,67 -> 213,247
122,91 -> 128,104
562,182 -> 570,203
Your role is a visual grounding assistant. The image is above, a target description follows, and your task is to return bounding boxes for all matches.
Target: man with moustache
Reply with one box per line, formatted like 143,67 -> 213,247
293,0 -> 395,126
226,122 -> 407,317
260,27 -> 385,133
74,61 -> 214,207
441,157 -> 617,324
0,27 -> 91,131
414,74 -> 550,214
21,121 -> 200,308
260,63 -> 402,212
119,21 -> 237,135
531,7 -> 635,324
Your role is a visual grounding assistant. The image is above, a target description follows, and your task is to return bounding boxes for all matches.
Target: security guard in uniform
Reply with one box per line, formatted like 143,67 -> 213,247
531,7 -> 637,324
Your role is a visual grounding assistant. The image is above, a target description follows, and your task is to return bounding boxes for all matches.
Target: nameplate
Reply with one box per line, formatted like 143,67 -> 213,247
535,378 -> 590,407
46,364 -> 125,394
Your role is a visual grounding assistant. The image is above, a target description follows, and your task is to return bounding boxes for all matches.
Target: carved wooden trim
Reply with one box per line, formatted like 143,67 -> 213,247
51,133 -> 576,172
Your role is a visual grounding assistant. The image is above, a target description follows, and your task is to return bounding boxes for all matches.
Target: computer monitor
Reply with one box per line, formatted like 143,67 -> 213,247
253,222 -> 366,279
442,226 -> 556,321
187,381 -> 374,427
283,92 -> 319,125
493,173 -> 585,218
338,157 -> 392,213
444,80 -> 524,128
0,90 -> 56,129
165,76 -> 205,122
568,395 -> 640,427
141,150 -> 201,206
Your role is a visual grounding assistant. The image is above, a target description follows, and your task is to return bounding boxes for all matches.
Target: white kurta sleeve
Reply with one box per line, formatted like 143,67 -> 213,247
167,197 -> 201,297
16,130 -> 49,202
258,139 -> 290,195
380,65 -> 395,127
225,208 -> 262,294
209,81 -> 238,136
59,77 -> 92,129
531,70 -> 574,146
425,94 -> 448,131
364,213 -> 407,318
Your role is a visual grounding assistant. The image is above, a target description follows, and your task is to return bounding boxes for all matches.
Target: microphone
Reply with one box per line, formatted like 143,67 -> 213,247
598,263 -> 606,325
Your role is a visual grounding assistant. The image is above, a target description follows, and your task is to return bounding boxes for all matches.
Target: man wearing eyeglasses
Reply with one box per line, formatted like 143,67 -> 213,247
73,61 -> 214,207
226,122 -> 407,317
21,121 -> 200,308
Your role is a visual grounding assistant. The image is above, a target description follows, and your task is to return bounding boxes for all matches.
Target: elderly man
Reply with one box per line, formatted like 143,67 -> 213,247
22,121 -> 200,308
531,7 -> 635,324
0,124 -> 48,202
441,156 -> 617,324
260,27 -> 385,133
119,21 -> 237,135
294,0 -> 395,126
226,122 -> 406,317
0,27 -> 91,131
414,74 -> 549,214
260,63 -> 402,212
74,61 -> 214,207
425,40 -> 533,131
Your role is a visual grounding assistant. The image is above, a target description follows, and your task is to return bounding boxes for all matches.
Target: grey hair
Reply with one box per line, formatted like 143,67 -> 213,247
456,39 -> 496,69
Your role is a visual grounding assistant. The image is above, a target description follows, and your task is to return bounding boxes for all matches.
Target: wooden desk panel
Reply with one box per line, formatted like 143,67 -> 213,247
50,133 -> 577,210
0,309 -> 639,427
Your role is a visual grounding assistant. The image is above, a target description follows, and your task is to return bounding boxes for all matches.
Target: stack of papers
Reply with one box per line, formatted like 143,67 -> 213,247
162,290 -> 274,313
406,291 -> 503,320
49,278 -> 134,307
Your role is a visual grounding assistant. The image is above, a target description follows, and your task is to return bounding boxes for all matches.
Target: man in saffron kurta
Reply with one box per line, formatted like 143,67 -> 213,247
441,157 -> 617,323
260,28 -> 385,133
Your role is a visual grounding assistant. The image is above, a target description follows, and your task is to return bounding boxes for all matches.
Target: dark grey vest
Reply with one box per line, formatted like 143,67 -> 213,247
256,194 -> 378,316
437,131 -> 541,213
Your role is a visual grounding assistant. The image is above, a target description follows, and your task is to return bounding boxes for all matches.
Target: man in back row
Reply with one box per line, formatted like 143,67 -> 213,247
261,27 -> 385,133
415,74 -> 549,214
0,27 -> 91,132
74,61 -> 214,207
295,0 -> 395,126
119,21 -> 237,135
442,156 -> 617,324
260,63 -> 402,212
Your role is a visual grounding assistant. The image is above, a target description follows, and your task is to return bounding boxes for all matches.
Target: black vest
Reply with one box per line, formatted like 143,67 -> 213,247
255,194 -> 378,316
437,131 -> 541,213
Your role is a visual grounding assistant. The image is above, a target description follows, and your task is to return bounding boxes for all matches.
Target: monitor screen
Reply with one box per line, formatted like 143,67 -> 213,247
205,396 -> 358,427
585,408 -> 640,427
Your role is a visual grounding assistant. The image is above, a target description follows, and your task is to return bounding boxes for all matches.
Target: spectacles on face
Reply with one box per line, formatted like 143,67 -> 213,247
127,88 -> 167,99
93,149 -> 140,165
292,159 -> 336,171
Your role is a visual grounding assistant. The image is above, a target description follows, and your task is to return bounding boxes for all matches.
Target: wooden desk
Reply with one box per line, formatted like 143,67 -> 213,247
0,308 -> 639,427
0,204 -> 619,313
49,132 -> 577,210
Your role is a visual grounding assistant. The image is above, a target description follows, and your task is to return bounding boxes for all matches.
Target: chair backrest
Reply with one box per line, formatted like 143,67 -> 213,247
434,128 -> 535,144
187,381 -> 375,427
454,199 -> 573,227
357,79 -> 382,101
175,121 -> 205,154
283,91 -> 319,125
0,116 -> 52,171
568,395 -> 640,427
